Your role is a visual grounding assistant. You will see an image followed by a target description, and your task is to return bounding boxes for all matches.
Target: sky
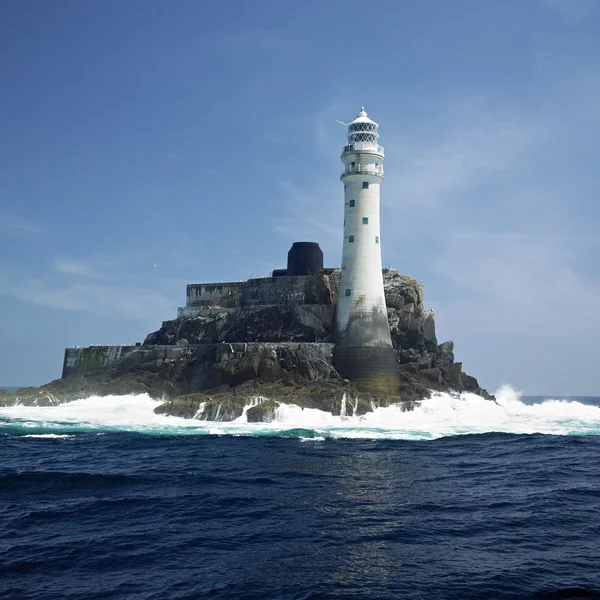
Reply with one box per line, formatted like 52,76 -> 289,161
1,0 -> 599,395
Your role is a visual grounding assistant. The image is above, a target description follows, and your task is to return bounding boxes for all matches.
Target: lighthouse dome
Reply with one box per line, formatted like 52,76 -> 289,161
347,107 -> 379,144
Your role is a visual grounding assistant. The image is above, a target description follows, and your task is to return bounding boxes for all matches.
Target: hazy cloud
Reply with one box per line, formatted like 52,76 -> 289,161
433,230 -> 600,333
2,214 -> 46,234
375,92 -> 554,214
53,256 -> 113,279
0,274 -> 178,322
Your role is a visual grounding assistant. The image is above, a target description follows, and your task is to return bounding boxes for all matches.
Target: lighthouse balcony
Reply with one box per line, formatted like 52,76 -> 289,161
341,142 -> 384,157
341,164 -> 384,178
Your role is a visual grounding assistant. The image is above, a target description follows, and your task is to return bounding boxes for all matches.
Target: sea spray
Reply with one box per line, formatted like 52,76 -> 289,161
340,393 -> 347,417
1,386 -> 599,439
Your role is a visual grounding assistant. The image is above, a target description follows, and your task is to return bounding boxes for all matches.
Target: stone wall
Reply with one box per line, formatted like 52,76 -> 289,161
62,345 -> 189,378
185,274 -> 335,310
186,282 -> 245,309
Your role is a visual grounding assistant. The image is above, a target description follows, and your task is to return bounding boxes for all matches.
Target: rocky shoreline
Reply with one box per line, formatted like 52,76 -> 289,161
0,270 -> 492,421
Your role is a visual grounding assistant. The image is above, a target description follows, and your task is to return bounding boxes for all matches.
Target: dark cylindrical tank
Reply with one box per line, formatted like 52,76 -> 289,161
287,242 -> 323,276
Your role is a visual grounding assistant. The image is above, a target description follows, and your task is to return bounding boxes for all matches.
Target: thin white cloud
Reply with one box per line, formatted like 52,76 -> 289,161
53,257 -> 112,279
0,250 -> 183,323
2,214 -> 46,234
0,274 -> 178,322
383,100 -> 550,209
433,230 -> 600,332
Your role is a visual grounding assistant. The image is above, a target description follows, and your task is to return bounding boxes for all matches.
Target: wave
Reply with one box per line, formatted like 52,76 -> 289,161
21,434 -> 73,439
0,386 -> 599,440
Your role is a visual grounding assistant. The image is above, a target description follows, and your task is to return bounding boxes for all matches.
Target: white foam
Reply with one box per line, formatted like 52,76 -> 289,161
0,394 -> 204,434
0,386 -> 599,439
22,434 -> 73,439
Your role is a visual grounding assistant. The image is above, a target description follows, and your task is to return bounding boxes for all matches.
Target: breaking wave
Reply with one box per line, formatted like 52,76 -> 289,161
0,385 -> 599,439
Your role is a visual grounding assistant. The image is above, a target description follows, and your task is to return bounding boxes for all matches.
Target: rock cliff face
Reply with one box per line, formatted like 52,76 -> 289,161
145,305 -> 335,346
0,269 -> 492,418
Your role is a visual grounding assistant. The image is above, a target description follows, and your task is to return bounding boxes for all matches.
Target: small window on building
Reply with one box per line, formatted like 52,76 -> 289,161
348,235 -> 354,243
349,199 -> 355,207
375,236 -> 379,244
351,161 -> 355,167
345,288 -> 351,297
362,217 -> 368,224
362,182 -> 369,189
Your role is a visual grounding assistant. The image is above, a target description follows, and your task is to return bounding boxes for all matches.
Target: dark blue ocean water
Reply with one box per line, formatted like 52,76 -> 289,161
1,392 -> 600,600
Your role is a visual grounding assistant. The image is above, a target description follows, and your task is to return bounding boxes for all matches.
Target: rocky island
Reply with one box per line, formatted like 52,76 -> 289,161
0,257 -> 492,421
1,108 -> 492,420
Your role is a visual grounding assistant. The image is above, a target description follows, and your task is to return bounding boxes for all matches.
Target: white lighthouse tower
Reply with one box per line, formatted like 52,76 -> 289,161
333,108 -> 400,393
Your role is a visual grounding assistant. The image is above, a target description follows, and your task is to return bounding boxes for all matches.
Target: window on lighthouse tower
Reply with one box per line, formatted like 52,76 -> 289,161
349,200 -> 355,207
362,182 -> 369,189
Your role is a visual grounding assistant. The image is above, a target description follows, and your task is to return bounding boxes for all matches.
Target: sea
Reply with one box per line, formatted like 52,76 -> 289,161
1,385 -> 599,600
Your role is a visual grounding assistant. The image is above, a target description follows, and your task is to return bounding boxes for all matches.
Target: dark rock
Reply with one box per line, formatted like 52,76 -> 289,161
397,348 -> 421,364
154,394 -> 204,419
444,362 -> 463,389
144,305 -> 334,346
420,368 -> 443,386
246,399 -> 280,423
201,398 -> 245,421
418,355 -> 433,371
460,373 -> 478,389
435,341 -> 455,367
383,270 -> 423,311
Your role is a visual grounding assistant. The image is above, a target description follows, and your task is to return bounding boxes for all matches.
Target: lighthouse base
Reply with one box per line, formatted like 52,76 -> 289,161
332,345 -> 401,395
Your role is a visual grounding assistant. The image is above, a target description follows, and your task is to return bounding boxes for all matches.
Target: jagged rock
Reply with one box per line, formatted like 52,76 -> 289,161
399,362 -> 419,374
383,270 -> 424,314
435,341 -> 455,366
246,399 -> 280,423
154,394 -> 204,419
397,348 -> 422,364
144,305 -> 333,346
441,362 -> 463,389
461,373 -> 480,391
420,368 -> 443,386
420,310 -> 437,347
201,398 -> 245,421
418,354 -> 434,371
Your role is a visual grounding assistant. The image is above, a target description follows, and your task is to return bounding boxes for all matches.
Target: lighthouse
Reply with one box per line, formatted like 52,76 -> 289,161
333,108 -> 400,393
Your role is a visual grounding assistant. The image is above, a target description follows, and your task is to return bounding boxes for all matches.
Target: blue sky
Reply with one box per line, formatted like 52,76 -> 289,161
1,0 -> 599,394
